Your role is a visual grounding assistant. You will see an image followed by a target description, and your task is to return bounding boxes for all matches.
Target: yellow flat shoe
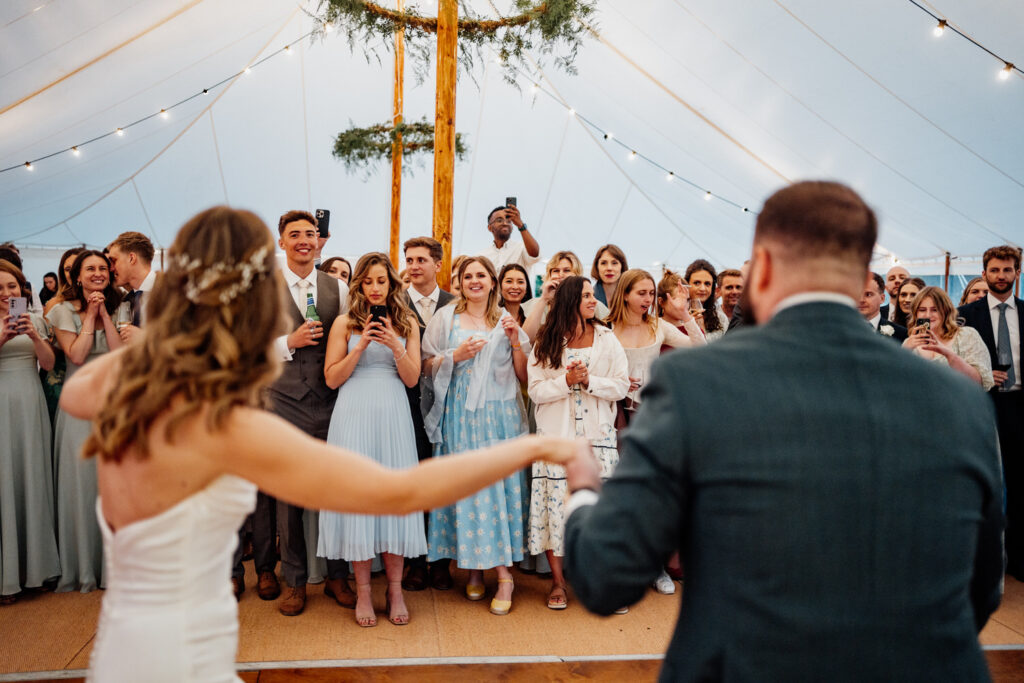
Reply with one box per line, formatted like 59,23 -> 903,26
465,583 -> 486,601
489,578 -> 513,615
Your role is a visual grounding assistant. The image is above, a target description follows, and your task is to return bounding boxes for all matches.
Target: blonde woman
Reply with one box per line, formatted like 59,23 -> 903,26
421,256 -> 531,615
523,251 -> 610,342
903,286 -> 993,390
58,207 -> 585,682
319,253 -> 424,627
528,276 -> 629,610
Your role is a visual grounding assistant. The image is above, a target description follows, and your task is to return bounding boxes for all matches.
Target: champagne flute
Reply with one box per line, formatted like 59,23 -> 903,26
115,301 -> 132,331
627,366 -> 646,412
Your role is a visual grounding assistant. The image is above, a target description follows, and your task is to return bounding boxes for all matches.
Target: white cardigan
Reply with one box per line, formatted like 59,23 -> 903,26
527,326 -> 630,440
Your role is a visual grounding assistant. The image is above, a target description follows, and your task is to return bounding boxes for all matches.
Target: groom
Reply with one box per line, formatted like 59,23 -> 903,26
564,181 -> 1003,682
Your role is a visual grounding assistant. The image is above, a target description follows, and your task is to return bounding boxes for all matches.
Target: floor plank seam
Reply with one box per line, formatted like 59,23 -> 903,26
62,634 -> 94,671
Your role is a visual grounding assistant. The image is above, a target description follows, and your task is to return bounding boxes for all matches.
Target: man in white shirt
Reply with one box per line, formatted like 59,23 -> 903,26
858,272 -> 906,342
107,231 -> 157,341
477,204 -> 540,281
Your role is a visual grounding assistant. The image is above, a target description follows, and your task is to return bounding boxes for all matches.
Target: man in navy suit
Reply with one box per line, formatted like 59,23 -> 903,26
959,244 -> 1024,579
565,181 -> 1003,682
859,271 -> 907,342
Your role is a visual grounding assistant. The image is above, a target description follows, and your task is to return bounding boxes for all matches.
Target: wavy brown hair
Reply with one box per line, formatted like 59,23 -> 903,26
346,252 -> 414,338
454,256 -> 502,327
67,250 -> 122,316
909,286 -> 961,341
533,276 -> 605,370
83,207 -> 283,462
607,269 -> 659,335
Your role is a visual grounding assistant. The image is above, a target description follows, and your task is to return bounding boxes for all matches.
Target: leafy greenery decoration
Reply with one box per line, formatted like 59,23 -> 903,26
332,117 -> 468,174
317,0 -> 597,84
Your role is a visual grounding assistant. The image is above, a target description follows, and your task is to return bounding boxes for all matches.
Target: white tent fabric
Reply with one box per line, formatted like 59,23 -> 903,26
2,0 -> 1022,288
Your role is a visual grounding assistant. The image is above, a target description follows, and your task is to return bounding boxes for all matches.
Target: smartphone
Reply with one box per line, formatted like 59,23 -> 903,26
369,305 -> 387,325
505,196 -> 517,208
8,296 -> 27,320
315,209 -> 330,238
913,318 -> 930,336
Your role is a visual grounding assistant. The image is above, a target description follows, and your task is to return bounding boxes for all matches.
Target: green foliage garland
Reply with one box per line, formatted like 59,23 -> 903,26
317,0 -> 597,84
332,118 -> 468,174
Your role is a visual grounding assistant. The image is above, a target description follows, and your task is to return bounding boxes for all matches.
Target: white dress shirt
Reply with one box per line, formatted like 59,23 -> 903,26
478,238 -> 540,273
275,266 -> 349,361
867,312 -> 881,328
987,293 -> 1021,390
408,284 -> 441,325
138,269 -> 157,293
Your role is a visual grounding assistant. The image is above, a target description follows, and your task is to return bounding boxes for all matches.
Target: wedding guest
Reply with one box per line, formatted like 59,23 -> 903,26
0,260 -> 59,604
523,251 -> 609,342
478,204 -> 540,287
321,257 -> 352,285
528,276 -> 629,611
107,231 -> 156,341
717,268 -> 743,321
892,277 -> 926,329
903,286 -> 993,390
881,265 -> 910,321
958,277 -> 988,306
0,246 -> 36,312
399,269 -> 411,290
859,272 -> 907,342
39,272 -> 58,307
958,245 -> 1024,579
499,263 -> 530,325
656,270 -> 691,341
47,250 -> 124,592
450,255 -> 467,295
41,248 -> 85,422
422,256 -> 530,615
684,259 -> 727,341
258,210 -> 353,615
401,236 -> 455,592
591,244 -> 628,307
320,253 -> 425,627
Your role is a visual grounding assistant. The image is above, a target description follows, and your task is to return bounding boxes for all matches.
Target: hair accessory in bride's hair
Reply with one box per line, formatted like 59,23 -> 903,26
174,244 -> 272,305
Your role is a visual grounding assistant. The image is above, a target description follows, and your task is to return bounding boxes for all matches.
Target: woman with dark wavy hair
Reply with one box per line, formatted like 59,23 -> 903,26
59,207 -> 584,682
46,249 -> 124,593
684,259 -> 727,340
527,276 -> 629,611
319,252 -> 424,628
892,277 -> 926,329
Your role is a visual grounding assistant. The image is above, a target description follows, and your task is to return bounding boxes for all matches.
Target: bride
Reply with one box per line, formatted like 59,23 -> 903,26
61,206 -> 585,683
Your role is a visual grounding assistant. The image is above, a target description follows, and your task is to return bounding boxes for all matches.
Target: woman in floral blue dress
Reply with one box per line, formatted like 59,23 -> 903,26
422,256 -> 530,615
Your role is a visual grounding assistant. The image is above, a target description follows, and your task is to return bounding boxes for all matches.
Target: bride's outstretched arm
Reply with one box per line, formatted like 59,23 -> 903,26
215,408 -> 583,516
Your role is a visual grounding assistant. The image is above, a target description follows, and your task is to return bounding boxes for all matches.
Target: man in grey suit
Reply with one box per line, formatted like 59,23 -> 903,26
564,181 -> 1004,682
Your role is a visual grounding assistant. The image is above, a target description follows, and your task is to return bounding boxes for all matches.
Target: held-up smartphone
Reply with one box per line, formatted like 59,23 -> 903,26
505,196 -> 517,208
8,296 -> 27,320
913,318 -> 931,336
315,209 -> 330,238
369,305 -> 388,325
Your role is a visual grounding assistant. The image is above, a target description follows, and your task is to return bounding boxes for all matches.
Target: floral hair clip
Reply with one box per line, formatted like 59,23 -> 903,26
173,244 -> 272,305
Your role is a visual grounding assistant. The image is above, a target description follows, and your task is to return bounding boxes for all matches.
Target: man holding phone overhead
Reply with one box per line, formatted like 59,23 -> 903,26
959,244 -> 1024,580
478,199 -> 541,297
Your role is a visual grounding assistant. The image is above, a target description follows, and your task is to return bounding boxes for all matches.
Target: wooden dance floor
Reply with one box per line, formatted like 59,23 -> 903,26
1,569 -> 1023,681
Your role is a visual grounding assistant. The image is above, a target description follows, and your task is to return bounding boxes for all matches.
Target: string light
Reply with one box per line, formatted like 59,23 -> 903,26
666,172 -> 674,181
603,132 -> 614,140
908,1 -> 1020,81
704,191 -> 712,201
323,22 -> 334,33
568,107 -> 576,117
0,26 -> 320,175
628,151 -> 637,161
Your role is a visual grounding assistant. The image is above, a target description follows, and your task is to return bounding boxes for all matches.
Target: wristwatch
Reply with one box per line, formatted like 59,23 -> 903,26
518,223 -> 527,233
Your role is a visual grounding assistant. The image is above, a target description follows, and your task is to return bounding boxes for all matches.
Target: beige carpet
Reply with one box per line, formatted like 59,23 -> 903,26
2,569 -> 1022,675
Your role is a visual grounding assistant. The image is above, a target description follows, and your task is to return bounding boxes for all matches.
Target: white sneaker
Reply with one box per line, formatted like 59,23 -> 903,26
613,606 -> 629,614
654,570 -> 676,595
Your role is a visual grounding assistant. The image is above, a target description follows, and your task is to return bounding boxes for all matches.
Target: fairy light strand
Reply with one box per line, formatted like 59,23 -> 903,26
907,0 -> 1022,79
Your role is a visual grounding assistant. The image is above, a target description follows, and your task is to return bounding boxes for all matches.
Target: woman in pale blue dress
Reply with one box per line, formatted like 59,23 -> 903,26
46,250 -> 123,592
319,253 -> 426,627
0,260 -> 60,603
422,256 -> 530,616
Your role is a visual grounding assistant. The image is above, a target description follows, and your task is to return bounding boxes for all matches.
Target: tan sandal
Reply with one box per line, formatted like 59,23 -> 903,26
546,584 -> 568,610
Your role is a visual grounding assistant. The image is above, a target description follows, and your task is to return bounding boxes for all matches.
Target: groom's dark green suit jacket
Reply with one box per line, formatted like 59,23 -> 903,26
565,301 -> 1004,682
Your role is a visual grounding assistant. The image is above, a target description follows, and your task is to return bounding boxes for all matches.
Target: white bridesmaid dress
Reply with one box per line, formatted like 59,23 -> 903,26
88,475 -> 256,683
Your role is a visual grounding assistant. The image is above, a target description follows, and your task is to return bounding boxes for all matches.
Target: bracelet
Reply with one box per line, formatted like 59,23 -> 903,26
511,343 -> 521,349
518,223 -> 527,232
395,349 -> 408,362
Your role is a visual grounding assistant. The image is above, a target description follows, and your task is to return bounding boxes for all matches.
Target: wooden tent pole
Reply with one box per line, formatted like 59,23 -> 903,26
944,251 -> 950,292
388,0 -> 406,269
432,0 -> 457,289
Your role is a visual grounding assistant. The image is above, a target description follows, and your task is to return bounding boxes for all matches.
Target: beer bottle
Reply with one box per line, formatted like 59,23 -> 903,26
305,292 -> 320,322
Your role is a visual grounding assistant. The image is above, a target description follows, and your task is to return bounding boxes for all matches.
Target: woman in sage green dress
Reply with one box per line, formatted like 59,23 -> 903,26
0,260 -> 60,603
47,250 -> 123,592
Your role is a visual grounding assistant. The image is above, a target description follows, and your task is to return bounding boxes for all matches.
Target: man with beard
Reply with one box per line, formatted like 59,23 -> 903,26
478,204 -> 540,294
880,265 -> 909,322
959,244 -> 1024,579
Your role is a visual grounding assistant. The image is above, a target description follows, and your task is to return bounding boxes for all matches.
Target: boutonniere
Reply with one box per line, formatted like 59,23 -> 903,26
880,325 -> 895,337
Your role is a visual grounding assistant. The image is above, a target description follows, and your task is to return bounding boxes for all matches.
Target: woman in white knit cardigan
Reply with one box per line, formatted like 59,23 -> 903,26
527,276 -> 629,611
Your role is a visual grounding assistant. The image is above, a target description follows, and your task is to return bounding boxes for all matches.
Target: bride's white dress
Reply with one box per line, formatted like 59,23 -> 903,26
88,475 -> 256,683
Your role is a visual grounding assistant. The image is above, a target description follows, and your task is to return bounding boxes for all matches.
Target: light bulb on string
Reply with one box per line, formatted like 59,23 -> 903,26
323,22 -> 333,33
530,82 -> 539,93
24,161 -> 33,171
933,20 -> 946,37
568,107 -> 576,117
160,109 -> 169,120
999,62 -> 1013,80
116,128 -> 125,137
628,151 -> 637,161
71,146 -> 80,157
704,191 -> 713,201
603,132 -> 614,140
244,66 -> 251,75
666,172 -> 674,182
284,45 -> 292,55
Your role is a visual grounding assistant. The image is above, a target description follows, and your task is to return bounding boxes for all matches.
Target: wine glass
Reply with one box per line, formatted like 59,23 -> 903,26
627,366 -> 646,412
114,301 -> 132,331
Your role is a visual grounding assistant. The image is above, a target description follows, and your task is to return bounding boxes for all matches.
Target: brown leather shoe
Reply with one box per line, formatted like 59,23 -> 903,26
231,577 -> 244,601
257,571 -> 280,601
402,565 -> 429,592
279,585 -> 306,616
429,561 -> 453,591
324,578 -> 357,608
